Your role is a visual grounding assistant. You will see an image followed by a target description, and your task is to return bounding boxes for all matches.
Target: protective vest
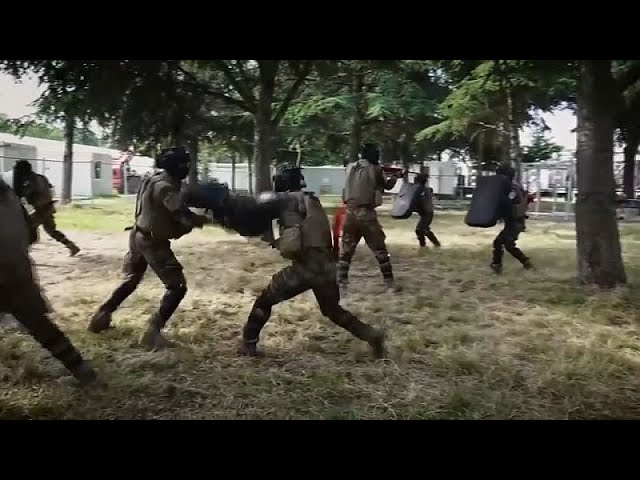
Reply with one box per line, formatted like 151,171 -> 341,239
277,191 -> 332,260
343,159 -> 382,208
0,180 -> 31,264
414,185 -> 434,215
511,181 -> 528,219
134,171 -> 189,240
24,174 -> 54,210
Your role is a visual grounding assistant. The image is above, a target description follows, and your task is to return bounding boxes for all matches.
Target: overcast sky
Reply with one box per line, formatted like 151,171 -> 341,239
0,72 -> 578,153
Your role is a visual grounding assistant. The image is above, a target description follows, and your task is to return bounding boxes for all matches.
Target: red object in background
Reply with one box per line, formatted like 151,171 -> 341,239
527,192 -> 535,204
332,203 -> 347,254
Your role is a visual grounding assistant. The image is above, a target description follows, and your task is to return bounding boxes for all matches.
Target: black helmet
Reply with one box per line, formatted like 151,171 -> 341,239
157,147 -> 191,180
360,143 -> 380,164
496,164 -> 516,181
273,166 -> 305,193
415,173 -> 428,185
14,160 -> 33,175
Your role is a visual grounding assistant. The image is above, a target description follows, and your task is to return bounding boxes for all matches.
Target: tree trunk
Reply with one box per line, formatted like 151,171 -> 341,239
253,61 -> 277,196
61,112 -> 74,204
399,134 -> 412,179
505,83 -> 523,180
381,140 -> 394,164
623,128 -> 640,199
575,60 -> 627,288
348,71 -> 365,165
248,154 -> 253,196
231,152 -> 237,191
187,140 -> 199,185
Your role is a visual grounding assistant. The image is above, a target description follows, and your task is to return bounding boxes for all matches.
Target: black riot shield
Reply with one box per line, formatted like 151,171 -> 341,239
464,175 -> 511,228
391,182 -> 421,219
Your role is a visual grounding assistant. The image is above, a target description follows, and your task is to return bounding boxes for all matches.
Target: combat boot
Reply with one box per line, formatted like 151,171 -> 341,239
238,339 -> 264,357
384,277 -> 402,292
69,360 -> 98,386
139,313 -> 174,351
88,308 -> 113,333
367,328 -> 387,359
522,259 -> 534,270
490,263 -> 503,274
417,236 -> 426,248
68,242 -> 80,257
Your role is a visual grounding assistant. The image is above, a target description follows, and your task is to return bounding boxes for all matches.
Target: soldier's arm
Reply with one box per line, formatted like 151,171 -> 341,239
375,166 -> 398,190
158,184 -> 205,230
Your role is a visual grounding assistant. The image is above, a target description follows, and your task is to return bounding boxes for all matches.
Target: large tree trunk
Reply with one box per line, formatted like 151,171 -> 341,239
253,61 -> 277,196
187,140 -> 199,185
575,60 -> 627,288
348,71 -> 365,165
623,128 -> 640,198
61,112 -> 74,204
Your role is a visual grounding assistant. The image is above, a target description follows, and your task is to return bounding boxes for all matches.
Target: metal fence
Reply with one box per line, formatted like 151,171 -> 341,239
521,163 -> 575,219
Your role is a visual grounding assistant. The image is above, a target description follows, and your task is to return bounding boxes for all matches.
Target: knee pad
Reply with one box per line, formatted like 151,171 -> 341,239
375,252 -> 390,265
168,282 -> 188,300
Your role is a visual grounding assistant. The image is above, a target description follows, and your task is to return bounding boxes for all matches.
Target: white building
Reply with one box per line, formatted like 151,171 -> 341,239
0,132 -> 154,198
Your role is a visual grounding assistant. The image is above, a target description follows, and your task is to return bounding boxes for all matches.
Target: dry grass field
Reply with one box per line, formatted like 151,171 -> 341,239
3,196 -> 640,419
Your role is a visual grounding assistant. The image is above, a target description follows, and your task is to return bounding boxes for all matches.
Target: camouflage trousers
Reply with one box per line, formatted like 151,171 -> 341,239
492,218 -> 529,265
0,256 -> 85,373
31,206 -> 77,251
243,248 -> 379,345
415,212 -> 440,247
338,207 -> 393,284
99,229 -> 187,329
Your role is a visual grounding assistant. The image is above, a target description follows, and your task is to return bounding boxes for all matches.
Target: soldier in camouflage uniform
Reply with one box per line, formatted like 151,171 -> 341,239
491,165 -> 533,274
338,143 -> 402,290
13,160 -> 80,256
414,173 -> 441,248
0,177 -> 97,385
239,167 -> 385,358
88,147 -> 207,350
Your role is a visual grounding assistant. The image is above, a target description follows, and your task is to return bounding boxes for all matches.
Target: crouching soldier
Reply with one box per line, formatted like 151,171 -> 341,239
491,165 -> 533,274
0,177 -> 97,385
88,147 -> 207,349
414,173 -> 441,248
13,160 -> 80,256
239,167 -> 386,359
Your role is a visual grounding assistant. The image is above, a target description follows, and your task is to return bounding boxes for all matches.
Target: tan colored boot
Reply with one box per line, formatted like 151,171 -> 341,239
139,315 -> 174,351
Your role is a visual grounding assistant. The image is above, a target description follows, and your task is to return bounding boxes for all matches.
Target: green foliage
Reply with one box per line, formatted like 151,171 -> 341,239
417,60 -> 576,168
522,126 -> 564,163
0,112 -> 102,145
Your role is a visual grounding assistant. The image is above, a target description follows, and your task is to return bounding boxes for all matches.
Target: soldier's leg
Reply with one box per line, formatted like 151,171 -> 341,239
241,263 -> 311,356
491,225 -> 506,273
337,214 -> 362,287
422,213 -> 441,247
503,221 -> 532,268
361,213 -> 394,285
140,239 -> 188,349
312,273 -> 386,358
41,213 -> 80,256
415,216 -> 427,247
8,264 -> 97,385
89,231 -> 147,333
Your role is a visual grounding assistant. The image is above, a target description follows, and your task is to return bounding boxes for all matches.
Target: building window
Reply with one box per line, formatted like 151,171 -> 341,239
94,161 -> 102,179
